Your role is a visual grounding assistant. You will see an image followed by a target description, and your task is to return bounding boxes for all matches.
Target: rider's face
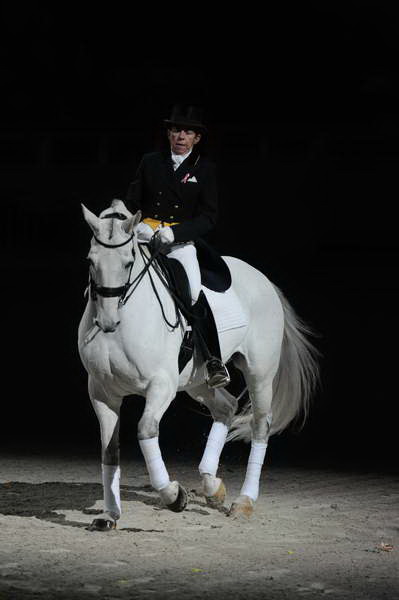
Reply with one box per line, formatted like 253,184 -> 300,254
167,126 -> 201,155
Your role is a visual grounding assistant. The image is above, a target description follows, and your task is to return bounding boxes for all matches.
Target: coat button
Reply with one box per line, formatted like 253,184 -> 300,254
154,214 -> 159,218
156,202 -> 160,206
158,191 -> 163,195
174,204 -> 179,208
169,216 -> 174,220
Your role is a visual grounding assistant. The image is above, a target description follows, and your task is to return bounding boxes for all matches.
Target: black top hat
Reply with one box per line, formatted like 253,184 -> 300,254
164,104 -> 207,133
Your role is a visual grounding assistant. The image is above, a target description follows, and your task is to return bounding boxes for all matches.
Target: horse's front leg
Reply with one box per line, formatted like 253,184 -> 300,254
87,376 -> 123,531
138,373 -> 187,512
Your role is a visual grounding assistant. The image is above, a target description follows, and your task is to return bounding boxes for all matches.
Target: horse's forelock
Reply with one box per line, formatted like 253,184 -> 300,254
96,215 -> 132,245
108,218 -> 115,241
101,217 -> 121,242
95,203 -> 137,244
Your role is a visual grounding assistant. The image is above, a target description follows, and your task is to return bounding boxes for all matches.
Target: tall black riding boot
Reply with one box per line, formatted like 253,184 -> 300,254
190,290 -> 230,389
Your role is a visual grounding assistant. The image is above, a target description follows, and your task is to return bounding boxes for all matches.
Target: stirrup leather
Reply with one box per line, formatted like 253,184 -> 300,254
205,357 -> 231,389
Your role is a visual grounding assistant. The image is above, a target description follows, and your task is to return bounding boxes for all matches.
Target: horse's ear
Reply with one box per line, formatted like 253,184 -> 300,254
123,210 -> 142,234
81,204 -> 100,235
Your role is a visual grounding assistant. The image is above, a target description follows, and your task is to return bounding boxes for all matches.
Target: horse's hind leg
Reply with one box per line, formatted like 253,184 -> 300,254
230,372 -> 273,519
188,384 -> 238,506
87,377 -> 122,531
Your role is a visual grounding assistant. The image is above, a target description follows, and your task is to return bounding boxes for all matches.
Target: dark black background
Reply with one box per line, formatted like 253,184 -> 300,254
1,3 -> 397,469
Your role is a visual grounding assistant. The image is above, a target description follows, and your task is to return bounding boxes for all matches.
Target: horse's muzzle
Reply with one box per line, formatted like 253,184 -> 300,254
94,319 -> 121,333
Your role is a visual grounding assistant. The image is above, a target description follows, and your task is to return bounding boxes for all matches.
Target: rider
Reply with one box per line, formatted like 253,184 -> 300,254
125,104 -> 230,388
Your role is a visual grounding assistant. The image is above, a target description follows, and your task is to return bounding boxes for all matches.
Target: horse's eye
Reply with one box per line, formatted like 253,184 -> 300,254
86,257 -> 94,266
125,261 -> 133,270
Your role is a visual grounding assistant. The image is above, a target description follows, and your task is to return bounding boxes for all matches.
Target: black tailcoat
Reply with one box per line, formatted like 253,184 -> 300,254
125,148 -> 218,243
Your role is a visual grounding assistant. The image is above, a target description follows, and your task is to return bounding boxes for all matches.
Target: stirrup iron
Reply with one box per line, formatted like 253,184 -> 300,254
205,357 -> 231,389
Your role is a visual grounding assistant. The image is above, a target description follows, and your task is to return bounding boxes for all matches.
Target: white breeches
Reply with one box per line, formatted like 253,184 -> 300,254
167,242 -> 201,303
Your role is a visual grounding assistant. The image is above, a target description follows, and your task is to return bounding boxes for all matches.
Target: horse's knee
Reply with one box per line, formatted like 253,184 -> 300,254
138,414 -> 159,440
138,375 -> 177,440
100,420 -> 120,464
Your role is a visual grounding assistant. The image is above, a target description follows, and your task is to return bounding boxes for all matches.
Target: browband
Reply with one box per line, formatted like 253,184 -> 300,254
93,233 -> 134,249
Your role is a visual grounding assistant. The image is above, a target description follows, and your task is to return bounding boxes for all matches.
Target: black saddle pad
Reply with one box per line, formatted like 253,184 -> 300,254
195,239 -> 232,293
154,255 -> 193,373
156,255 -> 192,314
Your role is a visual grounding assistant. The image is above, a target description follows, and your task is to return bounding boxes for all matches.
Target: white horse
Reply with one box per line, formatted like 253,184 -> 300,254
78,199 -> 319,530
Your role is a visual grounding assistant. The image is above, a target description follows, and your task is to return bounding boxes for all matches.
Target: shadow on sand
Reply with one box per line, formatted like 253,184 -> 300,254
0,481 -> 226,531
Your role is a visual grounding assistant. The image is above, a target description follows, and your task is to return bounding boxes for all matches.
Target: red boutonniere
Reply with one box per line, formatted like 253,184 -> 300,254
181,173 -> 190,184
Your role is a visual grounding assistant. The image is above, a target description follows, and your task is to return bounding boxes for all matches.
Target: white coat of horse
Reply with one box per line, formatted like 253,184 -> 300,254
78,200 -> 319,530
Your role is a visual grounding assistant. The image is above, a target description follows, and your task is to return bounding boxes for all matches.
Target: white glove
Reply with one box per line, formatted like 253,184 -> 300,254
136,221 -> 154,242
156,226 -> 174,245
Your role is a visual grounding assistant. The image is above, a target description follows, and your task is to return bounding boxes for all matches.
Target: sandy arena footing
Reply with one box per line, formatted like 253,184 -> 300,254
0,451 -> 398,599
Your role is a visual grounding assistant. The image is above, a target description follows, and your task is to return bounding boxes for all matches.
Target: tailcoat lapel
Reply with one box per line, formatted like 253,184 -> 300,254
161,149 -> 182,199
160,148 -> 201,200
174,148 -> 201,179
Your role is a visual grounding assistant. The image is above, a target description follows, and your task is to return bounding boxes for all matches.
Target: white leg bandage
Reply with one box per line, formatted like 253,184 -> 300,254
199,422 -> 228,477
139,437 -> 170,491
102,463 -> 121,520
240,440 -> 268,502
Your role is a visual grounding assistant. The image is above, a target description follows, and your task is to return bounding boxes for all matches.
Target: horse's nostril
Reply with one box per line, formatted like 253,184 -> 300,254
102,322 -> 121,333
94,319 -> 120,333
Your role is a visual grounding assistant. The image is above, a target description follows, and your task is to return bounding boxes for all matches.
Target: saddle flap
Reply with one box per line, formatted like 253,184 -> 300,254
156,255 -> 192,316
195,239 -> 232,293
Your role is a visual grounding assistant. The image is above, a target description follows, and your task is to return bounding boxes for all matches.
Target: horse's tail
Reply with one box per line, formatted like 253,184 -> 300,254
227,284 -> 320,442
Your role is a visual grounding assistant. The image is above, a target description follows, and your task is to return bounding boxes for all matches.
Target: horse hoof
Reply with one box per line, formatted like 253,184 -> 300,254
228,495 -> 254,519
86,517 -> 117,531
166,483 -> 188,513
205,480 -> 226,507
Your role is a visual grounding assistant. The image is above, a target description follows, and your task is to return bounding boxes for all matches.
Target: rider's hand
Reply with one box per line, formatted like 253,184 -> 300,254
136,222 -> 154,242
149,226 -> 174,255
156,226 -> 174,245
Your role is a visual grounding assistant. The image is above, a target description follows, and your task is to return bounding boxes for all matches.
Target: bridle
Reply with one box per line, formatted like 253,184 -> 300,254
86,214 -> 181,328
88,213 -> 137,306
